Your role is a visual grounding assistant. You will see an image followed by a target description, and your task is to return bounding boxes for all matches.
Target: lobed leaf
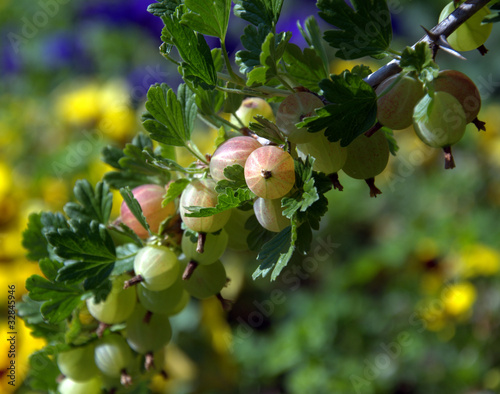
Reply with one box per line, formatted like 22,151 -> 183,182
298,70 -> 377,147
317,0 -> 392,59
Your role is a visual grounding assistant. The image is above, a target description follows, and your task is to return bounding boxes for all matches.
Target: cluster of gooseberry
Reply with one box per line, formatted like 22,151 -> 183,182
37,2 -> 494,392
374,68 -> 482,169
55,62 -> 486,391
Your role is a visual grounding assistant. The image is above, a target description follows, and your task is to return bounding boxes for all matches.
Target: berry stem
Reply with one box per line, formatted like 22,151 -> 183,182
365,122 -> 383,137
443,146 -> 456,169
196,232 -> 207,254
328,173 -> 344,191
96,322 -> 110,338
145,352 -> 155,371
143,310 -> 153,324
123,275 -> 144,289
261,169 -> 273,179
182,260 -> 199,280
120,369 -> 133,387
216,293 -> 233,311
365,178 -> 382,198
472,117 -> 486,131
477,44 -> 488,56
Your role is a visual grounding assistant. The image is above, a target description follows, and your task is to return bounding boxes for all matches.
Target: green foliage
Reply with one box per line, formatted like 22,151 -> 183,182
247,31 -> 292,86
161,7 -> 218,87
317,0 -> 393,59
64,181 -> 113,224
181,0 -> 232,40
298,69 -> 377,147
233,0 -> 284,29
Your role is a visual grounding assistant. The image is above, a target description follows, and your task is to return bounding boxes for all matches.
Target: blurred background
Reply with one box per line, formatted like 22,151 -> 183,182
1,0 -> 500,393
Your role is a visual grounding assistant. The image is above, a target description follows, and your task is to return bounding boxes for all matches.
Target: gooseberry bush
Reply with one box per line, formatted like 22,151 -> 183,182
18,0 -> 499,392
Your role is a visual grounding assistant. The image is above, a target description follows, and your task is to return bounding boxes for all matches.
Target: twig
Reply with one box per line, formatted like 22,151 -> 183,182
364,0 -> 491,87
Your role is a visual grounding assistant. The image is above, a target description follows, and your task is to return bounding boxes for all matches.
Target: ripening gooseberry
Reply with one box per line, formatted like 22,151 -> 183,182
182,260 -> 227,299
57,344 -> 99,382
296,132 -> 347,175
276,92 -> 324,143
180,179 -> 231,233
231,97 -> 275,127
125,304 -> 172,354
57,376 -> 102,394
209,136 -> 262,182
120,184 -> 175,239
86,274 -> 137,324
94,334 -> 134,379
342,131 -> 390,197
413,91 -> 466,169
432,69 -> 481,124
132,245 -> 179,291
181,229 -> 228,265
376,74 -> 425,130
136,273 -> 186,315
254,198 -> 290,233
244,146 -> 295,199
439,2 -> 492,52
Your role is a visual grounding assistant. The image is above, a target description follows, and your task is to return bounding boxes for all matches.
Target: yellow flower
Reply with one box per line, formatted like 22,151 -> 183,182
40,177 -> 69,210
459,244 -> 500,278
442,282 -> 476,317
55,83 -> 101,126
0,161 -> 13,200
98,106 -> 136,141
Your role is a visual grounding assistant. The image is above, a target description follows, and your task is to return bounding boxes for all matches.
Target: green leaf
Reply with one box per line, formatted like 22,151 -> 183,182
120,187 -> 151,237
283,43 -> 328,92
298,70 -> 377,147
382,127 -> 399,156
245,214 -> 274,251
182,0 -> 231,39
25,274 -> 82,323
46,219 -> 116,265
22,213 -> 49,261
103,171 -> 155,190
163,178 -> 190,206
282,158 -> 320,219
234,0 -> 284,29
39,258 -> 63,282
101,145 -> 124,169
162,7 -> 217,87
248,116 -> 286,144
184,187 -> 255,217
235,24 -> 271,74
282,157 -> 332,230
215,164 -> 248,192
26,350 -> 61,391
317,0 -> 392,59
17,296 -> 65,341
247,31 -> 292,86
298,16 -> 330,76
41,211 -> 69,232
112,243 -> 140,276
252,222 -> 297,280
63,180 -> 113,224
400,42 -> 438,75
147,0 -> 181,17
144,84 -> 193,147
